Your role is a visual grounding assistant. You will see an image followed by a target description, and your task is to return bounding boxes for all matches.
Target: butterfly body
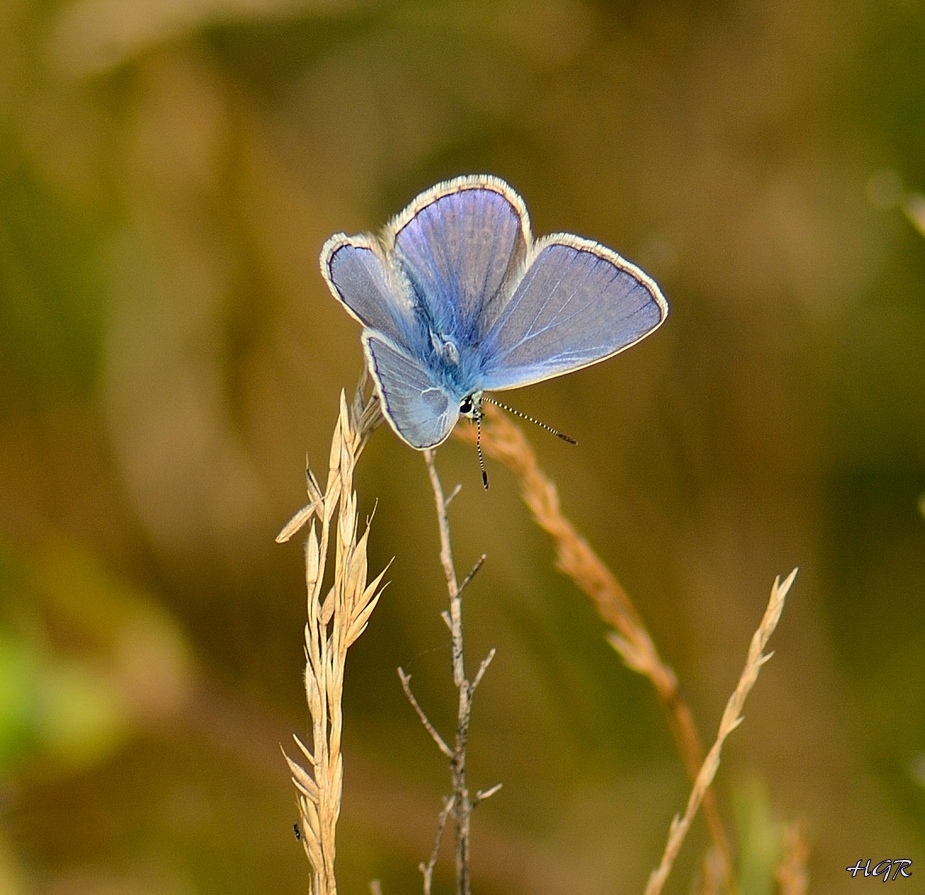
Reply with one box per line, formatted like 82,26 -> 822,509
321,175 -> 667,449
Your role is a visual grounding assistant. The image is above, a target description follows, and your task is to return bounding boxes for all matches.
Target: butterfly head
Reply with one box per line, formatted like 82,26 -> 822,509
457,391 -> 489,489
459,391 -> 484,423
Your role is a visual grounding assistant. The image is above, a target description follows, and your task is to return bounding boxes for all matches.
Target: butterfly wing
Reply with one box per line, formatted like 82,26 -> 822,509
388,176 -> 530,344
476,234 -> 668,391
322,178 -> 666,449
323,233 -> 454,447
322,177 -> 534,449
363,334 -> 459,449
321,236 -> 417,349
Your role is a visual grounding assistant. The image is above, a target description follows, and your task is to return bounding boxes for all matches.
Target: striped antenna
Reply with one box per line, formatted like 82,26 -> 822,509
482,395 -> 577,444
476,414 -> 489,489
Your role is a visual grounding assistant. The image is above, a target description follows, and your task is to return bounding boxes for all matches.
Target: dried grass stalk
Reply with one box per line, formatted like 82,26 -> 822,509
643,569 -> 798,895
280,383 -> 386,895
455,404 -> 735,886
775,820 -> 810,895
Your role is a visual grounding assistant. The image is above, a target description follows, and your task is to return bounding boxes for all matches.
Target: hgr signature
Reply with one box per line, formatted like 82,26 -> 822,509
846,859 -> 912,881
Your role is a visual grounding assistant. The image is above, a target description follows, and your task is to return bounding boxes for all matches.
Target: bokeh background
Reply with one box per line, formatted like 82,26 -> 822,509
2,0 -> 924,893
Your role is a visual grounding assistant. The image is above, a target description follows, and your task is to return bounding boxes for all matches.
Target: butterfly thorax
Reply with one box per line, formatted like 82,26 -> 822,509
410,282 -> 486,400
428,329 -> 460,367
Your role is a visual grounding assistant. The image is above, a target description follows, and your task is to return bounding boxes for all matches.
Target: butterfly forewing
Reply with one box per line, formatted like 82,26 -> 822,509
476,235 -> 668,392
322,238 -> 418,351
390,178 -> 529,344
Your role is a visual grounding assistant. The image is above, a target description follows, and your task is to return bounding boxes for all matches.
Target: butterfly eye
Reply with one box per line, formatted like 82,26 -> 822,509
459,393 -> 482,419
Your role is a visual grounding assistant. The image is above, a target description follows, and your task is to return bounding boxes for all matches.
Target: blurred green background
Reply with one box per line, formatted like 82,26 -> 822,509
2,0 -> 924,893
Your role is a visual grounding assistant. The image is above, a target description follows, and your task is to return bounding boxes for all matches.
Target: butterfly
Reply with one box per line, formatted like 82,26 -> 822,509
321,175 -> 667,451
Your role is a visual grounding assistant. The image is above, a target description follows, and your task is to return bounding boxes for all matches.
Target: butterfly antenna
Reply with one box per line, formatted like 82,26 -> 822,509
483,396 -> 577,444
476,414 -> 489,489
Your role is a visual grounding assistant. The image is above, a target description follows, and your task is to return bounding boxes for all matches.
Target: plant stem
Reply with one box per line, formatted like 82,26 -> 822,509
424,449 -> 473,895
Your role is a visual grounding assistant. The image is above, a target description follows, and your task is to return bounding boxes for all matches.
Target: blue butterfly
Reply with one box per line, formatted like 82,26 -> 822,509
321,175 -> 668,450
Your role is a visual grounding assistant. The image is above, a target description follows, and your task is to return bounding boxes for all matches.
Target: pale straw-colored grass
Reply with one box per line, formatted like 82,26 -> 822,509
279,386 -> 800,895
456,403 -> 798,894
775,820 -> 810,895
642,568 -> 798,895
278,381 -> 385,895
454,404 -> 737,886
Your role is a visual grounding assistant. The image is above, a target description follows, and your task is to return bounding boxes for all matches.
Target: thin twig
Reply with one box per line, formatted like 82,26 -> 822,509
421,795 -> 456,895
471,648 -> 496,690
473,782 -> 503,805
398,669 -> 453,758
418,448 -> 493,895
460,555 -> 487,594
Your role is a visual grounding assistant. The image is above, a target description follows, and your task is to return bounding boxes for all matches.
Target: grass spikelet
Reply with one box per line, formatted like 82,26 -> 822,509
280,378 -> 385,895
643,569 -> 798,895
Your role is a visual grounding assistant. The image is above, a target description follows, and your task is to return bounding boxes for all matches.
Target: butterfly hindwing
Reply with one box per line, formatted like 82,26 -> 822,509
363,334 -> 459,449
